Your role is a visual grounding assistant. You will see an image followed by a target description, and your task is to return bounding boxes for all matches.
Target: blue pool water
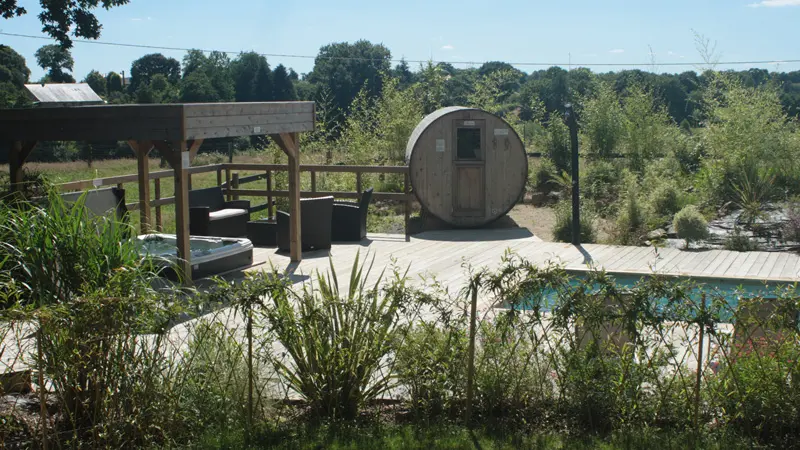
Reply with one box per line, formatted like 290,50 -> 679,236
515,271 -> 796,321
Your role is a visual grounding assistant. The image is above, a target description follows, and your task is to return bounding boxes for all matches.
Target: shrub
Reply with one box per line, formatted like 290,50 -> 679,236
262,253 -> 425,420
582,160 -> 623,213
552,201 -> 596,243
783,197 -> 800,242
395,323 -> 468,417
35,292 -> 183,447
613,190 -> 648,245
528,158 -> 558,195
724,227 -> 759,252
583,82 -> 625,158
649,183 -> 681,218
673,205 -> 709,248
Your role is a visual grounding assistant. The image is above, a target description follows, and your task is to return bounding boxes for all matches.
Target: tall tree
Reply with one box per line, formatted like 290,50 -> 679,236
130,53 -> 180,92
83,70 -> 106,96
35,44 -> 75,83
254,61 -> 273,101
180,71 -> 218,103
181,50 -> 233,101
0,45 -> 30,108
272,64 -> 297,101
306,40 -> 391,115
392,58 -> 415,88
106,71 -> 123,92
1,0 -> 130,47
231,52 -> 268,102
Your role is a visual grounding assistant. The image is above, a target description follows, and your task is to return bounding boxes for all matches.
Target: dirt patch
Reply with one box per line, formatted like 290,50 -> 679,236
508,203 -> 556,242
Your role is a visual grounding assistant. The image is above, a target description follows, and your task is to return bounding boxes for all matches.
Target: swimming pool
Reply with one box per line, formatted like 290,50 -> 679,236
513,270 -> 796,321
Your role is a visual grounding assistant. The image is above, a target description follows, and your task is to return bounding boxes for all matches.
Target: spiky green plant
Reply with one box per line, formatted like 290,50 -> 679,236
262,252 -> 422,420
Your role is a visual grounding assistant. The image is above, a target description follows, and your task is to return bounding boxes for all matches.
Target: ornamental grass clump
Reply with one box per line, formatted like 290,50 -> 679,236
262,253 -> 425,420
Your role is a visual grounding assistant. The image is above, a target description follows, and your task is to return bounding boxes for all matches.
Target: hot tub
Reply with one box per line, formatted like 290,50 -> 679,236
136,234 -> 254,279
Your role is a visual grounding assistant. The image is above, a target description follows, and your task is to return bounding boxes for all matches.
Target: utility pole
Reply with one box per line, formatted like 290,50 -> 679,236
565,104 -> 580,245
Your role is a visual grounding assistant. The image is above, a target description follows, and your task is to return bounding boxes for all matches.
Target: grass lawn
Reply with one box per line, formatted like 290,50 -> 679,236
2,150 -> 410,234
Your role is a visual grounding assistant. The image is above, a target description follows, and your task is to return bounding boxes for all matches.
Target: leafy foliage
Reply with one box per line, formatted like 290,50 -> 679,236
673,205 -> 709,247
0,0 -> 130,47
35,44 -> 74,83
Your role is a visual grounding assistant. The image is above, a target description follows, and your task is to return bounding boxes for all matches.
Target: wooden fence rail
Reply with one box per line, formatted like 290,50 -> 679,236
57,163 -> 412,236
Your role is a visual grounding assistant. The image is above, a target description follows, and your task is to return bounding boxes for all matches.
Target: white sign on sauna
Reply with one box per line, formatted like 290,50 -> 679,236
436,139 -> 445,152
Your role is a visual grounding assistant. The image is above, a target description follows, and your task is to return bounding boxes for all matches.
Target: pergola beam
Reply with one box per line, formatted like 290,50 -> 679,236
272,132 -> 302,262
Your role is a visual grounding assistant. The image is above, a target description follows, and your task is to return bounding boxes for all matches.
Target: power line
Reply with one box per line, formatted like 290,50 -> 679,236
2,31 -> 800,68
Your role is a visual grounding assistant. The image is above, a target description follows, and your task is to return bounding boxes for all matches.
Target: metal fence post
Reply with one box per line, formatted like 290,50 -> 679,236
694,294 -> 707,435
465,282 -> 478,427
565,104 -> 580,245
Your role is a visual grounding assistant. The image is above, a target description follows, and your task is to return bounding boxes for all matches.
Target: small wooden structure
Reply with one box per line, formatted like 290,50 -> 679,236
24,83 -> 104,107
1,101 -> 315,281
405,107 -> 527,227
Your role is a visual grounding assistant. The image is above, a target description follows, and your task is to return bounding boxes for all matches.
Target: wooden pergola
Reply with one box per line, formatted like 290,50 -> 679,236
1,102 -> 315,282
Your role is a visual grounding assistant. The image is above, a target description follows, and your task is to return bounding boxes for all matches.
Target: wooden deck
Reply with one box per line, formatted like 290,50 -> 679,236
246,229 -> 800,296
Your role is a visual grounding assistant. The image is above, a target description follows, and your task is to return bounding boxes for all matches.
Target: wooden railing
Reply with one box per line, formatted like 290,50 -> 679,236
58,163 -> 412,236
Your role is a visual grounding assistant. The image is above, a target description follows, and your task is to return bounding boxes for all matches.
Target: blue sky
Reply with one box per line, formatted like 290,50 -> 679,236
2,0 -> 800,81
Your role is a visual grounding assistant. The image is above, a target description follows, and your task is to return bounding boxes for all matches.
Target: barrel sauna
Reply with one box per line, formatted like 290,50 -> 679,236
405,107 -> 528,227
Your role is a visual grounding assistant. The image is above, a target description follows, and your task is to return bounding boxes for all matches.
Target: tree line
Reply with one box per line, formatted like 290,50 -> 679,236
1,39 -> 800,159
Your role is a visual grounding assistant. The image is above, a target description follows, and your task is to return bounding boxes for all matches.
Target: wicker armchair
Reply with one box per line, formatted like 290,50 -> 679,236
59,187 -> 131,238
332,188 -> 373,242
276,196 -> 334,252
188,187 -> 250,237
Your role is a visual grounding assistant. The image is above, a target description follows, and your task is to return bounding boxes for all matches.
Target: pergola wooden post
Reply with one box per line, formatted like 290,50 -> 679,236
1,102 -> 315,283
152,140 -> 193,283
8,141 -> 37,193
272,132 -> 302,262
128,140 -> 153,233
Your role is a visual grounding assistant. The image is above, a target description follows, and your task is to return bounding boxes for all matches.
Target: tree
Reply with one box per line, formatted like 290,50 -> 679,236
254,61 -> 273,101
306,40 -> 391,116
35,44 -> 75,83
181,50 -> 233,102
130,54 -> 180,92
272,64 -> 297,101
1,0 -> 130,48
0,45 -> 30,87
288,68 -> 299,81
392,58 -> 415,88
106,71 -> 123,93
180,71 -> 218,103
83,70 -> 106,96
0,45 -> 30,108
231,52 -> 266,102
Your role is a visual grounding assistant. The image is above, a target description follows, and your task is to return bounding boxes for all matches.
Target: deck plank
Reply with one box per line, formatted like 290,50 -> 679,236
247,230 -> 800,287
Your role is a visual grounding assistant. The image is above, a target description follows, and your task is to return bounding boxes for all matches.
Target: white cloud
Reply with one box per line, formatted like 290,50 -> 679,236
441,44 -> 454,51
130,18 -> 142,21
748,0 -> 800,7
608,48 -> 625,53
667,50 -> 675,55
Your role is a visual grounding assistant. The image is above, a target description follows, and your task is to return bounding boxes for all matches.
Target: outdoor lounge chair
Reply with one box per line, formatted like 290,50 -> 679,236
276,196 -> 334,252
59,187 -> 131,237
331,188 -> 373,242
188,186 -> 250,237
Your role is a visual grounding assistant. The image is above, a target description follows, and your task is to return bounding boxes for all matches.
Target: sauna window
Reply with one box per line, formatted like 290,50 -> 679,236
456,127 -> 482,160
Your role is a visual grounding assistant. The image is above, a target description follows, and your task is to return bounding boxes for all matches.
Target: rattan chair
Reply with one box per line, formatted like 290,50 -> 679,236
276,196 -> 334,252
332,188 -> 373,242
